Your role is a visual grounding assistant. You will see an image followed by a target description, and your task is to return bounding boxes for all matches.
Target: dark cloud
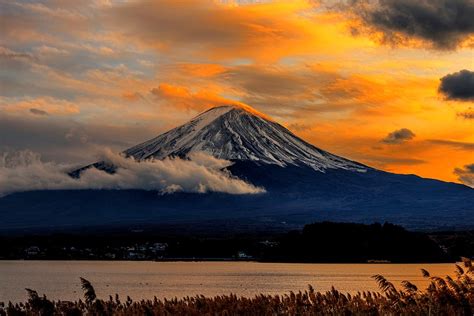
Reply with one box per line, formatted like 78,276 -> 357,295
347,0 -> 474,50
439,69 -> 474,101
382,128 -> 415,144
29,108 -> 48,116
428,139 -> 474,150
453,163 -> 474,187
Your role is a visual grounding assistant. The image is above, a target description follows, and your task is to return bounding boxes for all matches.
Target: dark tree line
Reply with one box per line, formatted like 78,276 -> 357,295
1,221 -> 471,262
261,222 -> 447,262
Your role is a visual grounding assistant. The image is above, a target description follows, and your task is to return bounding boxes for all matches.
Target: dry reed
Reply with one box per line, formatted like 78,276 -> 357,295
1,259 -> 473,315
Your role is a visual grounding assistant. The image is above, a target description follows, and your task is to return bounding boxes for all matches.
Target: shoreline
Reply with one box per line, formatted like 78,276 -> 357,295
0,258 -> 458,264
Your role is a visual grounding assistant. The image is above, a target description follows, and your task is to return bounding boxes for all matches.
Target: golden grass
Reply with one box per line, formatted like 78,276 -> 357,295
1,259 -> 473,315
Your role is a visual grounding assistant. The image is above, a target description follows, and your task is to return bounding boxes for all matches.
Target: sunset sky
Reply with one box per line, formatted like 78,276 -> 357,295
1,0 -> 473,185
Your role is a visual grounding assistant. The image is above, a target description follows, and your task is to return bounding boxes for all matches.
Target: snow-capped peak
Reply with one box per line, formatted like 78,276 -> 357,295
124,105 -> 367,172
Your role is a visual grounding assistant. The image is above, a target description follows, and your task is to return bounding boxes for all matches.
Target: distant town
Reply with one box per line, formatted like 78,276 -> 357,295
22,242 -> 170,261
1,222 -> 472,262
17,241 -> 269,261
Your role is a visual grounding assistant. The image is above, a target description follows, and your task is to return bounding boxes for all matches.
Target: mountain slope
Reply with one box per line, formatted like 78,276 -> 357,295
123,105 -> 366,172
1,105 -> 473,232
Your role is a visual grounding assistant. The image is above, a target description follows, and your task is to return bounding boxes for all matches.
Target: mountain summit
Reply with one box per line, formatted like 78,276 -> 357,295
123,105 -> 366,172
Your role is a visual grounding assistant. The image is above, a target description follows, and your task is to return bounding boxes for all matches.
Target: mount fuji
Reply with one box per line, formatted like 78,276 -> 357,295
1,105 -> 473,232
76,105 -> 367,175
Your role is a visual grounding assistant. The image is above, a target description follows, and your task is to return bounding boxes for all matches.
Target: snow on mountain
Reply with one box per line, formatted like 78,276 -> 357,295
124,105 -> 367,173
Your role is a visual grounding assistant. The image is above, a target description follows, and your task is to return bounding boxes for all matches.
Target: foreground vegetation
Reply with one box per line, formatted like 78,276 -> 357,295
1,259 -> 473,315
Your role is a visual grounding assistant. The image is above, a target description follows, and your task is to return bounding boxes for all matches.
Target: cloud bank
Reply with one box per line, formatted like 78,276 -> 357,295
345,0 -> 474,49
0,150 -> 265,196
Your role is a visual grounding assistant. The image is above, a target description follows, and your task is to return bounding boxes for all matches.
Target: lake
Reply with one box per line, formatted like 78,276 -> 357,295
0,261 -> 456,303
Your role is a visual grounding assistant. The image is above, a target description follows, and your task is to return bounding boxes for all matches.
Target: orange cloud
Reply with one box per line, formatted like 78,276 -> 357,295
150,83 -> 272,119
276,68 -> 473,183
151,83 -> 243,112
106,0 -> 368,61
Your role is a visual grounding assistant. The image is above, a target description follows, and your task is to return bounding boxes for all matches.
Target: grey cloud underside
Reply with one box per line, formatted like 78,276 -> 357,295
348,0 -> 474,49
124,106 -> 367,172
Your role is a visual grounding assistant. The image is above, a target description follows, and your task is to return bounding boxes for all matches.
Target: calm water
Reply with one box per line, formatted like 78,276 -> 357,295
0,261 -> 456,303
